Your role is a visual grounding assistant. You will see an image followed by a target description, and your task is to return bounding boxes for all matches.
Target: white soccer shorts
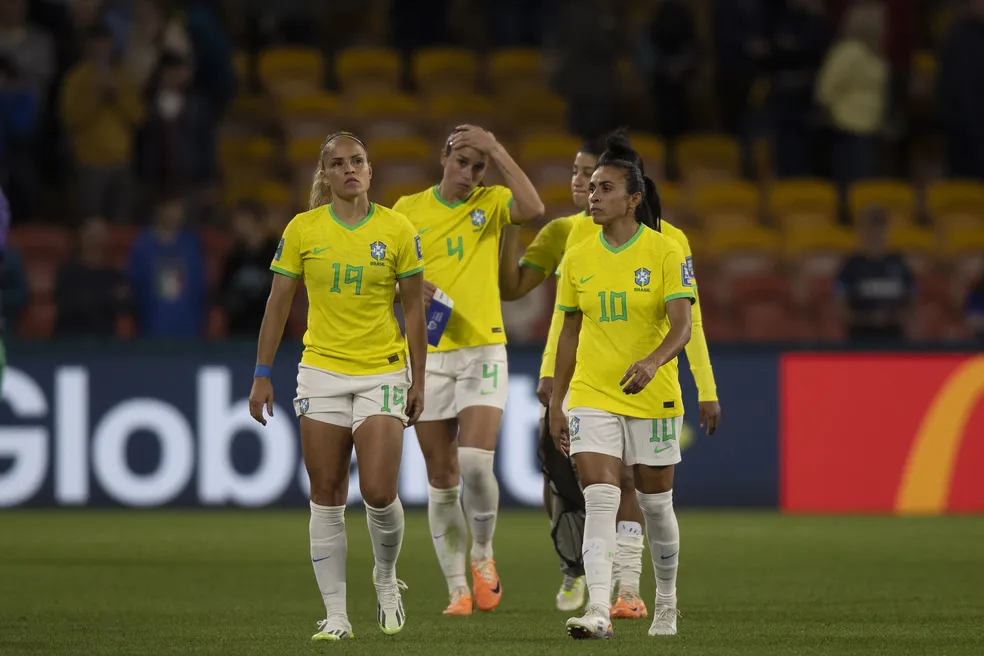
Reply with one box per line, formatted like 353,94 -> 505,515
294,364 -> 410,431
567,407 -> 683,467
419,344 -> 508,421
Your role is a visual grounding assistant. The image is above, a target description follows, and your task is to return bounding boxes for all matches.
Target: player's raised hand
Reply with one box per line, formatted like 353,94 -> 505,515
451,125 -> 497,153
620,356 -> 659,395
249,377 -> 275,426
699,400 -> 721,435
548,403 -> 570,455
405,384 -> 424,426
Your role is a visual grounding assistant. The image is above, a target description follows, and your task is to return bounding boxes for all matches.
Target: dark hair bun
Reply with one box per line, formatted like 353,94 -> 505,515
598,128 -> 645,175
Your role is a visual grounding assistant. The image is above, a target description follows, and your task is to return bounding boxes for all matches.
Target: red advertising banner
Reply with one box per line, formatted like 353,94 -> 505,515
781,354 -> 984,514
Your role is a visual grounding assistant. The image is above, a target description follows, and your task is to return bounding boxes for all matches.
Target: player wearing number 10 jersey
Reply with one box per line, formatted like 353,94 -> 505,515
393,125 -> 544,616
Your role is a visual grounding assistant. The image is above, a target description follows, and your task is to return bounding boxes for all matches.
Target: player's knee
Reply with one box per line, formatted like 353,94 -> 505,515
459,446 -> 496,487
360,482 -> 398,509
309,478 -> 347,507
426,459 -> 460,489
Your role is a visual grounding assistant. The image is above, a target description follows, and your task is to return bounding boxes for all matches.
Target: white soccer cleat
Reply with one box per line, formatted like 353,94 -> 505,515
566,603 -> 614,640
311,616 -> 353,641
648,604 -> 681,636
373,567 -> 408,636
555,574 -> 586,612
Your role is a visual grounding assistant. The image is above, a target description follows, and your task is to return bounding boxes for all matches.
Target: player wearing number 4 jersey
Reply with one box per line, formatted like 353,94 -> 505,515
249,133 -> 428,641
393,125 -> 544,615
550,155 -> 694,640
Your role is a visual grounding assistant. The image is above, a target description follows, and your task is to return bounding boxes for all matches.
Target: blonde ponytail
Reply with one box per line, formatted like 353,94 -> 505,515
309,162 -> 332,210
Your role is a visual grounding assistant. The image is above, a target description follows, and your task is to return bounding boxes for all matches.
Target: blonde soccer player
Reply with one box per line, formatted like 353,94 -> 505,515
248,132 -> 427,641
549,156 -> 695,640
500,131 -> 721,619
393,125 -> 544,615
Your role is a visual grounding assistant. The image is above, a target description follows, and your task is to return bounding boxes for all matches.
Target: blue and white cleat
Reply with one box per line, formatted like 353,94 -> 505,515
373,567 -> 408,636
311,616 -> 353,641
566,603 -> 614,640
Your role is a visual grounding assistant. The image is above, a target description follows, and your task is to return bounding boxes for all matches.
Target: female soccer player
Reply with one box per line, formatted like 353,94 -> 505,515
393,125 -> 544,615
550,156 -> 694,640
248,132 -> 427,641
500,132 -> 721,619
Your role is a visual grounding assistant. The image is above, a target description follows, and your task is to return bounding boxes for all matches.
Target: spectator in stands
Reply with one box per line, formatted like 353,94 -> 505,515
139,51 -> 216,196
60,23 -> 145,222
835,207 -> 914,341
0,0 -> 55,103
966,277 -> 984,341
54,216 -> 131,337
218,200 -> 278,337
105,0 -> 193,90
815,1 -> 888,194
128,193 -> 206,337
0,54 -> 40,219
648,0 -> 698,141
939,0 -> 984,180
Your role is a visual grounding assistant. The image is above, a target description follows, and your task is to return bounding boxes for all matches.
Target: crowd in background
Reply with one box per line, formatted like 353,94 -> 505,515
0,0 -> 982,343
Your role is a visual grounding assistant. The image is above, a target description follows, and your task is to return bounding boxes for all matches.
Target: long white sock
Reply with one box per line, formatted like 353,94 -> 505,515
458,447 -> 499,561
428,484 -> 468,592
637,490 -> 679,607
581,483 -> 620,613
365,498 -> 405,583
310,502 -> 347,620
615,521 -> 645,596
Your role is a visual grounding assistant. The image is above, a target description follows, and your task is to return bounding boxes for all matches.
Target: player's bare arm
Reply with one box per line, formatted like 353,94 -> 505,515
499,224 -> 549,301
249,273 -> 298,425
549,310 -> 582,454
398,271 -> 427,425
621,298 -> 693,395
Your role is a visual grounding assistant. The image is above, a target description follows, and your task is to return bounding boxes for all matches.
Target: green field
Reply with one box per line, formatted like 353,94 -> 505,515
1,511 -> 983,655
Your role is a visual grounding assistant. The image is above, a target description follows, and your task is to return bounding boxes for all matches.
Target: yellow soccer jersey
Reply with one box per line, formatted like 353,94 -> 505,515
557,225 -> 695,419
393,185 -> 513,352
271,203 -> 424,376
520,212 -> 583,275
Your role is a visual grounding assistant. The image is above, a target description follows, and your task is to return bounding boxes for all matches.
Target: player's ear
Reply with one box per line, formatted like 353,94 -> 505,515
440,150 -> 448,168
627,191 -> 642,214
367,161 -> 372,181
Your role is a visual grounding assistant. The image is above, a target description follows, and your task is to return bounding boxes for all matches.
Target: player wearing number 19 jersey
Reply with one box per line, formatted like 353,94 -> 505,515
393,125 -> 544,615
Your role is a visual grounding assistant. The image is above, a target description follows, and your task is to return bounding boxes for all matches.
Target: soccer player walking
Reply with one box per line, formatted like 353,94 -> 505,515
393,125 -> 544,615
248,133 -> 427,640
550,156 -> 694,640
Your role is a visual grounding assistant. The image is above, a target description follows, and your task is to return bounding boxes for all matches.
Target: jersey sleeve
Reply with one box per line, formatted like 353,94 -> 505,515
520,218 -> 566,274
556,256 -> 578,312
662,241 -> 696,305
494,186 -> 516,230
674,231 -> 718,401
270,218 -> 302,279
395,217 -> 424,278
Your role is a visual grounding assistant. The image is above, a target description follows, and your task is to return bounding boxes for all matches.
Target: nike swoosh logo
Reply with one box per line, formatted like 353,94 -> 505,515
490,582 -> 501,594
654,446 -> 673,455
579,275 -> 595,284
660,551 -> 679,560
381,542 -> 398,548
432,533 -> 448,540
312,247 -> 330,254
312,555 -> 331,562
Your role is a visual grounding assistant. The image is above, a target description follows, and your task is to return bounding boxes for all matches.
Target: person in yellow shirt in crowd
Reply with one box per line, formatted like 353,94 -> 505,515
248,132 -> 428,641
550,153 -> 694,640
500,132 -> 720,619
59,24 -> 144,222
393,125 -> 544,616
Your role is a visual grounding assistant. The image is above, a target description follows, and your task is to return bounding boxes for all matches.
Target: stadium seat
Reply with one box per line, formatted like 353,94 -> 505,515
520,134 -> 583,187
497,91 -> 567,140
740,302 -> 797,341
335,48 -> 401,97
221,95 -> 273,139
219,136 -> 278,186
629,132 -> 666,181
770,179 -> 839,229
258,47 -> 326,99
704,226 -> 782,279
888,223 -> 937,275
381,182 -> 431,209
849,180 -> 916,224
9,225 -> 71,263
693,181 -> 761,230
539,183 -> 578,220
413,48 -> 478,96
676,134 -> 741,186
657,182 -> 689,229
368,137 -> 433,187
925,180 -> 984,231
938,226 -> 984,258
488,48 -> 545,95
425,93 -> 496,137
17,301 -> 56,339
352,93 -> 421,141
279,93 -> 344,141
286,137 -> 324,167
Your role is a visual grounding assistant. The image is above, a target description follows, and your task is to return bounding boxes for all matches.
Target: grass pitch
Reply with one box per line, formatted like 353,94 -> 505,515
1,510 -> 983,655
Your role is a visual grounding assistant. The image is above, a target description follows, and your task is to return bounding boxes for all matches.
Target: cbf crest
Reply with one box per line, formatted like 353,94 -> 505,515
634,267 -> 651,290
294,398 -> 310,416
569,416 -> 580,436
470,209 -> 486,230
370,241 -> 387,261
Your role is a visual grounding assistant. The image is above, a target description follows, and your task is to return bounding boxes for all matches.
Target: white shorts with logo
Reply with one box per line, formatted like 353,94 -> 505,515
420,344 -> 508,421
568,407 -> 683,467
294,364 -> 410,431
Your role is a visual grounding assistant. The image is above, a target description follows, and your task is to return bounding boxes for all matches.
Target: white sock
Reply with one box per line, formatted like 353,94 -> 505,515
309,502 -> 347,620
615,521 -> 645,596
428,484 -> 468,592
458,447 -> 499,561
365,498 -> 405,582
581,483 -> 620,613
637,490 -> 679,607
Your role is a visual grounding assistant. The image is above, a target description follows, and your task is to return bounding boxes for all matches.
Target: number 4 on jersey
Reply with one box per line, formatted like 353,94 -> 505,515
447,236 -> 464,261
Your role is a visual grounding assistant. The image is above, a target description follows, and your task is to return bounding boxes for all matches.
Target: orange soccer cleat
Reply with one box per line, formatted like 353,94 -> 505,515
442,588 -> 473,616
471,558 -> 502,612
610,592 -> 648,619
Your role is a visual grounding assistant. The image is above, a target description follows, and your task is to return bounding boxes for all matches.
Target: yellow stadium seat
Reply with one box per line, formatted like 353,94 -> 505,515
498,91 -> 567,138
656,182 -> 689,228
693,181 -> 761,230
677,134 -> 741,183
368,137 -> 432,187
520,134 -> 582,188
489,48 -> 544,93
539,183 -> 577,219
783,225 -> 856,258
939,226 -> 984,258
770,179 -> 839,229
353,94 -> 421,140
381,182 -> 431,209
926,180 -> 984,230
426,93 -> 495,134
257,181 -> 291,207
286,137 -> 325,166
336,48 -> 402,96
219,136 -> 278,184
628,133 -> 666,181
258,47 -> 325,98
413,48 -> 478,95
704,226 -> 782,275
849,180 -> 916,224
279,93 -> 344,140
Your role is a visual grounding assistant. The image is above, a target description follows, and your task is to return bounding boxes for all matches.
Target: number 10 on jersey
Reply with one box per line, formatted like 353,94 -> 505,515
598,291 -> 627,322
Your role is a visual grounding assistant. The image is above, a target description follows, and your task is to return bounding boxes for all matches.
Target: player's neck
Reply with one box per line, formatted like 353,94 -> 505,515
436,180 -> 467,204
601,217 -> 640,249
329,195 -> 371,225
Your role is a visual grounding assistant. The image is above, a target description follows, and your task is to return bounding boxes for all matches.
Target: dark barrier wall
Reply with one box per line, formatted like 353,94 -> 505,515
0,342 -> 779,509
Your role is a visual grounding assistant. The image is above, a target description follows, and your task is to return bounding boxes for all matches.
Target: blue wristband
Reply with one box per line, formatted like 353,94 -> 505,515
254,365 -> 272,378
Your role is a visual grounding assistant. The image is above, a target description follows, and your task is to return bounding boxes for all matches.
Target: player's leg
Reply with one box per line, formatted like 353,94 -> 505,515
455,345 -> 509,611
564,408 -> 622,640
627,415 -> 683,637
611,464 -> 648,619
